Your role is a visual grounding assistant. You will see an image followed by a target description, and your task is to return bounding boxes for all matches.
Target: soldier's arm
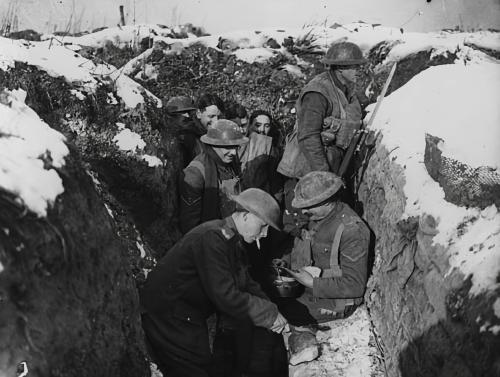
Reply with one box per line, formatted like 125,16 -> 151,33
297,92 -> 330,172
179,166 -> 204,233
313,224 -> 369,298
194,232 -> 278,329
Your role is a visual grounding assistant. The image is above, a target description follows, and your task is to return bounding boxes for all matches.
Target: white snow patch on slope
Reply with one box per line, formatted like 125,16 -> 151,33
141,155 -> 163,167
42,24 -> 174,48
0,37 -> 161,109
369,59 -> 500,294
113,128 -> 146,151
494,298 -> 500,319
233,47 -> 275,63
0,89 -> 69,217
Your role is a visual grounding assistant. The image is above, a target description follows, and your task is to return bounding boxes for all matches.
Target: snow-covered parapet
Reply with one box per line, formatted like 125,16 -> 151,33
367,59 -> 500,294
41,24 -> 175,48
0,89 -> 69,216
0,36 -> 161,109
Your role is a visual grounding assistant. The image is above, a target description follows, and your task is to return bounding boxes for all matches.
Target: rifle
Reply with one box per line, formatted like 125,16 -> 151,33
338,62 -> 398,178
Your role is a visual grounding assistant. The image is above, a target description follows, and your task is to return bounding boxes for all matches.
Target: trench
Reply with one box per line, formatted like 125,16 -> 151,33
1,32 -> 499,377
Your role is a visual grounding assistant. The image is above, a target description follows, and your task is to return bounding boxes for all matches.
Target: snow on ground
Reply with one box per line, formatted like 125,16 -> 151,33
288,306 -> 381,377
41,24 -> 175,48
0,36 -> 161,109
0,89 -> 69,217
368,55 -> 500,295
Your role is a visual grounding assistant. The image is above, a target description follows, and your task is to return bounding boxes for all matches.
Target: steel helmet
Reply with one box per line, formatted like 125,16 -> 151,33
292,171 -> 344,209
231,188 -> 281,230
200,119 -> 249,146
320,41 -> 366,66
164,96 -> 196,114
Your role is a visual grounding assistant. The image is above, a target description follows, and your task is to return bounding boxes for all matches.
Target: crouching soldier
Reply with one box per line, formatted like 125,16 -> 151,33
278,171 -> 370,324
140,188 -> 288,377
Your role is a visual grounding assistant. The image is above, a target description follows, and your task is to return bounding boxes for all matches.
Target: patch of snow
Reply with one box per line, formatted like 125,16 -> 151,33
107,92 -> 118,105
150,362 -> 163,377
70,89 -> 86,100
104,203 -> 114,219
282,64 -> 304,78
233,48 -> 275,63
369,57 -> 500,294
136,241 -> 147,258
289,306 -> 377,377
489,325 -> 500,336
134,64 -> 159,81
0,261 -> 4,274
493,298 -> 500,319
116,122 -> 126,130
42,24 -> 174,49
113,128 -> 146,152
0,37 -> 161,109
0,89 -> 69,217
141,155 -> 163,167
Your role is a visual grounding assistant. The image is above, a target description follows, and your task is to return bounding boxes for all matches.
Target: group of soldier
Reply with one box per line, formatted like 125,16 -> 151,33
139,41 -> 371,377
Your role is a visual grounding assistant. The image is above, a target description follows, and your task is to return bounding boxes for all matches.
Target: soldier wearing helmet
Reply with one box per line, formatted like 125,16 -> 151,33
279,41 -> 366,178
278,171 -> 370,324
163,95 -> 202,167
179,119 -> 248,233
278,41 -> 366,238
140,188 -> 288,377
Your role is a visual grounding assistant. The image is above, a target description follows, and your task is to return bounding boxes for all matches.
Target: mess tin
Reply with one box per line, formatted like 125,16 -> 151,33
270,268 -> 304,298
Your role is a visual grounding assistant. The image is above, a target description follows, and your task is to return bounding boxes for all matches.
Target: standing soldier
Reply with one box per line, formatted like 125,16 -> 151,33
179,120 -> 247,234
278,41 -> 367,238
279,171 -> 370,324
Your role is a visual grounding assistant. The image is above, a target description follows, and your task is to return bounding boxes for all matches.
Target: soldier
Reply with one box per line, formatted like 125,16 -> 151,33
278,41 -> 366,178
279,171 -> 370,324
239,110 -> 283,201
164,95 -> 203,167
278,41 -> 366,240
179,120 -> 247,234
140,188 -> 288,377
195,93 -> 225,129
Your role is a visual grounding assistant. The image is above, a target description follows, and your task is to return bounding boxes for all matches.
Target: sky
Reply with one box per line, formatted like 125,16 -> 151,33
2,0 -> 500,34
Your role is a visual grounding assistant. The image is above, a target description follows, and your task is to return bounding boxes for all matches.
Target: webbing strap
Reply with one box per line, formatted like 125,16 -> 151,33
322,223 -> 344,278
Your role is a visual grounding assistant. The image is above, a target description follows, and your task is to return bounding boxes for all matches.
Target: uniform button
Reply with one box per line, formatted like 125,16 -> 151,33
324,248 -> 329,253
187,317 -> 191,321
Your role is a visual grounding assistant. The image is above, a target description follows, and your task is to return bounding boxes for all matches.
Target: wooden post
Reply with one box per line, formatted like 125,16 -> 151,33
119,5 -> 126,26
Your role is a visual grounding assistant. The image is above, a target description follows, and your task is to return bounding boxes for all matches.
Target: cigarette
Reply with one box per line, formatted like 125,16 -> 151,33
256,239 -> 261,250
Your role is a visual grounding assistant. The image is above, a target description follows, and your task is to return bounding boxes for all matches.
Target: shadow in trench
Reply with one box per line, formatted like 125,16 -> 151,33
397,282 -> 500,377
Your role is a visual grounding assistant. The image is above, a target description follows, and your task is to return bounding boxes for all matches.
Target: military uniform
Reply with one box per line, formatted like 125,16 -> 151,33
179,144 -> 241,234
140,217 -> 278,377
283,201 -> 369,324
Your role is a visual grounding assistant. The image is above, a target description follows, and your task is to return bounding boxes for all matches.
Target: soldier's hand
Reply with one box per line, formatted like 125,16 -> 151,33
284,267 -> 314,289
271,258 -> 288,269
270,312 -> 288,334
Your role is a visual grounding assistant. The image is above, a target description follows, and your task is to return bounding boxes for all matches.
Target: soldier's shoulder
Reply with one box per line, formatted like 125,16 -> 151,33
338,204 -> 366,229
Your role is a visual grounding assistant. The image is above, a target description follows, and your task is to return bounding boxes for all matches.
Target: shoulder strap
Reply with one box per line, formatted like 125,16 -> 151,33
328,222 -> 345,273
327,71 -> 347,121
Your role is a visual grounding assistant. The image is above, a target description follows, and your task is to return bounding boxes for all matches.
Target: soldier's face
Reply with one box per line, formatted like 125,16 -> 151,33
212,146 -> 238,164
240,213 -> 269,244
302,202 -> 334,220
252,115 -> 271,135
197,105 -> 221,129
337,66 -> 358,83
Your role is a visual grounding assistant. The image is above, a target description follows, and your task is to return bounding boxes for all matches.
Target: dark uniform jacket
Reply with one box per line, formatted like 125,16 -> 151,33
140,217 -> 278,366
179,147 -> 241,233
290,202 -> 369,322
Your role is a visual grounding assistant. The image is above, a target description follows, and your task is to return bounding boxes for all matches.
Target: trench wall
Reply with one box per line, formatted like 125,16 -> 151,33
358,139 -> 500,377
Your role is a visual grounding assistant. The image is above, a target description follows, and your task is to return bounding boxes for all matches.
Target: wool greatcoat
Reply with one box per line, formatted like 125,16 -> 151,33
140,217 -> 278,376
